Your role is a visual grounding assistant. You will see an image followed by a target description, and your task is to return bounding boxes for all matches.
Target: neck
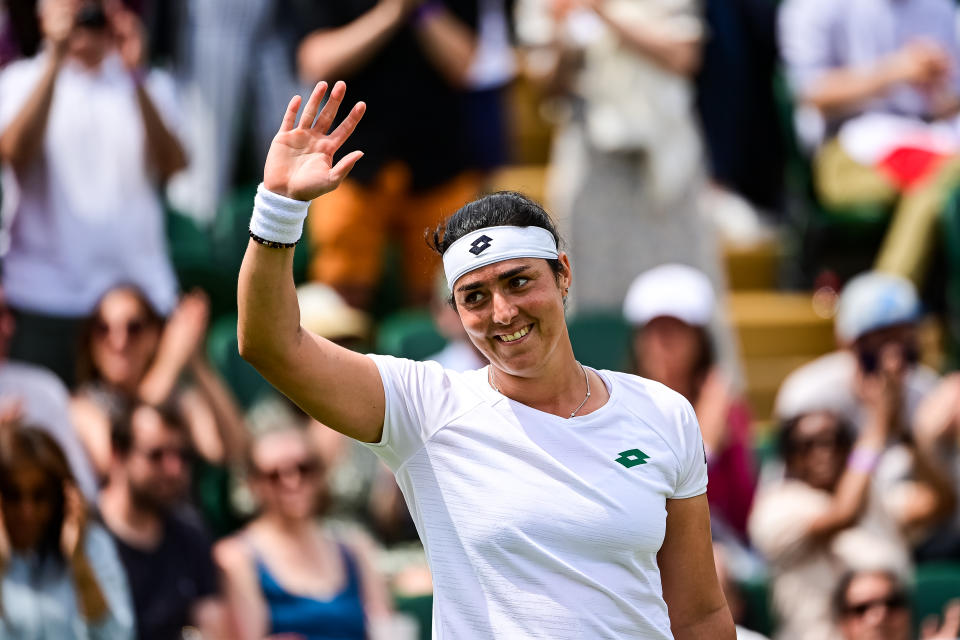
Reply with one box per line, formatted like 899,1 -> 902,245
490,341 -> 592,417
100,479 -> 163,544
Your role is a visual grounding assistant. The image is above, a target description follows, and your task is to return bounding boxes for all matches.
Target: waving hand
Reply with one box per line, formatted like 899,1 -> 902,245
263,81 -> 366,201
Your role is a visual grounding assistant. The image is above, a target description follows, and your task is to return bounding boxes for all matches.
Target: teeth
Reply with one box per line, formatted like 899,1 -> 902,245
499,326 -> 530,342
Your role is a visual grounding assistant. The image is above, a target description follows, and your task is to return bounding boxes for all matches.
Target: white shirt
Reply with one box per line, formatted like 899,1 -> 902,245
365,355 -> 708,639
0,51 -> 181,316
0,361 -> 99,501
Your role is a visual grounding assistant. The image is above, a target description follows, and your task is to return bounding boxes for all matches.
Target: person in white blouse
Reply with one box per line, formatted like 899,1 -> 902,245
237,80 -> 735,639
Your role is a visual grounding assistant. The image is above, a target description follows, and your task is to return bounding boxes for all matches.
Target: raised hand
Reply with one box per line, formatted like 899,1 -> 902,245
105,0 -> 147,71
41,0 -> 77,56
60,481 -> 87,562
158,289 -> 211,368
263,81 -> 366,201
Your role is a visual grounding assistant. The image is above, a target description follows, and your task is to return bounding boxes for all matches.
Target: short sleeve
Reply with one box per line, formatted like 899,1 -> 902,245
672,398 -> 708,499
747,482 -> 827,564
364,355 -> 464,471
778,0 -> 835,98
0,58 -> 38,133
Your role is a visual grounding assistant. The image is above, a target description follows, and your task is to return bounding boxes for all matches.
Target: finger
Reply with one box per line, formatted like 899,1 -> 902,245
298,81 -> 328,130
329,150 -> 364,184
328,101 -> 367,148
279,95 -> 301,133
314,80 -> 347,133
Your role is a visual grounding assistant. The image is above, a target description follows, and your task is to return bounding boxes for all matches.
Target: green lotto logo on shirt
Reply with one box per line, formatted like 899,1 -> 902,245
614,449 -> 650,468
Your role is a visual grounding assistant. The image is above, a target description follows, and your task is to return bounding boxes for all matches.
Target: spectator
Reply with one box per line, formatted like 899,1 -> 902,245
775,271 -> 939,436
779,0 -> 960,286
0,282 -> 98,501
99,402 -> 228,640
0,424 -> 134,638
165,0 -> 301,224
749,377 -> 955,640
71,286 -> 247,484
623,264 -> 756,540
215,419 -> 393,640
713,543 -> 770,640
0,0 -> 186,385
515,0 -> 724,313
834,569 -> 960,640
293,0 -> 485,310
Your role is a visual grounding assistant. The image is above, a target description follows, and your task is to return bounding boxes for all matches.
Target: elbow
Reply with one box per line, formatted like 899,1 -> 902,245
670,44 -> 701,78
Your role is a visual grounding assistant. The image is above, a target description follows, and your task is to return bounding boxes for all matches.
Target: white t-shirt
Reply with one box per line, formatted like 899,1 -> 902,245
0,51 -> 181,316
365,355 -> 708,639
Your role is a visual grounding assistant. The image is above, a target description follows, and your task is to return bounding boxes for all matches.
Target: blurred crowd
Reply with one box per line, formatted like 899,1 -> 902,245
1,0 -> 960,638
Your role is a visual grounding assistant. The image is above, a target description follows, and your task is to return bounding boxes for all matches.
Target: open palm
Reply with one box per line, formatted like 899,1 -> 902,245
263,81 -> 366,202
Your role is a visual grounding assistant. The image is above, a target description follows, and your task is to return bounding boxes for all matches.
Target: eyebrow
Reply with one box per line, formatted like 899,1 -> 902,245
456,265 -> 531,293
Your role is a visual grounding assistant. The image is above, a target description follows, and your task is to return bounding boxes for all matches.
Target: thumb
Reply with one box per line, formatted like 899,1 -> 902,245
329,151 -> 364,184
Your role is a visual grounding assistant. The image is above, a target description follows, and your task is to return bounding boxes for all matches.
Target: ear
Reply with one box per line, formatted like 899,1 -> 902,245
558,253 -> 573,292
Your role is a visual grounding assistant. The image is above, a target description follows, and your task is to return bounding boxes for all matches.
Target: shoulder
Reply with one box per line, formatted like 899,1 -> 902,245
166,509 -> 215,551
0,54 -> 45,87
367,354 -> 488,408
0,361 -> 70,402
213,532 -> 254,574
606,370 -> 695,422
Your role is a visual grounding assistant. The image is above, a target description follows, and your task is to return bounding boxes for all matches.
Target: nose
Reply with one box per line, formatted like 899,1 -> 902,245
491,291 -> 518,326
161,452 -> 185,478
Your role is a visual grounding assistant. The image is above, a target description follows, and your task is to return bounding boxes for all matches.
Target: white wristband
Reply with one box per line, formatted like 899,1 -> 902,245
249,183 -> 310,245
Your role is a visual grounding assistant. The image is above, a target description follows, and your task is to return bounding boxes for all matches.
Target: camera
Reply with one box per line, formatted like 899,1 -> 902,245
75,2 -> 108,30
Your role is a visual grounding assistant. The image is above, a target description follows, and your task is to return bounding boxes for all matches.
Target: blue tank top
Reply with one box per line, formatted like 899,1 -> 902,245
255,542 -> 367,640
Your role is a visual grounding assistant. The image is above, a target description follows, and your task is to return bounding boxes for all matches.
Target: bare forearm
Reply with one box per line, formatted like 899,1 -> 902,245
189,358 -> 249,465
593,10 -> 700,76
414,9 -> 477,88
138,350 -> 188,406
672,603 -> 736,640
297,2 -> 404,83
803,62 -> 900,115
134,80 -> 186,181
0,51 -> 63,172
237,241 -> 302,368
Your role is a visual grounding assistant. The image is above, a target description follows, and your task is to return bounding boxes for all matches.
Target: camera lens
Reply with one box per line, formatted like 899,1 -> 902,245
75,3 -> 108,30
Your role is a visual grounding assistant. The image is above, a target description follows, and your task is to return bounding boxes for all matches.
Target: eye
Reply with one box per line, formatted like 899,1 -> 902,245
463,291 -> 485,305
510,276 -> 529,288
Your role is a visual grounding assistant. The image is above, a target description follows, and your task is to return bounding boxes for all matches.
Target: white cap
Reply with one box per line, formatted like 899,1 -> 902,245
623,264 -> 715,327
835,271 -> 919,344
295,283 -> 370,340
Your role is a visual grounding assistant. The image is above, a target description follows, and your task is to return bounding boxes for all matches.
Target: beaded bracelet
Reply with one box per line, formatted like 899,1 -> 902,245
249,230 -> 297,249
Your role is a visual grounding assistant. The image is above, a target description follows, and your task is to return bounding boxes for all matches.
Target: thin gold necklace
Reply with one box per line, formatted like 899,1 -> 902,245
488,362 -> 591,419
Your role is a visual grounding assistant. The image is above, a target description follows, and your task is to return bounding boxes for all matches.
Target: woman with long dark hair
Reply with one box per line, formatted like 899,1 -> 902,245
0,423 -> 133,638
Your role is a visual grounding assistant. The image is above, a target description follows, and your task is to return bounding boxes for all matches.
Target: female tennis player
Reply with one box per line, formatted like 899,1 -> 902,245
238,80 -> 735,639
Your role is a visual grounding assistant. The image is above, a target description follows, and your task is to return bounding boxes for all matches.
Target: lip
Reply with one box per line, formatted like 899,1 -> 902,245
493,323 -> 534,345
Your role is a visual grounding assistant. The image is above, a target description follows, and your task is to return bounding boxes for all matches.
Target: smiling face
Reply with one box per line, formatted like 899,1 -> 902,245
452,256 -> 571,378
90,288 -> 162,389
250,429 -> 325,521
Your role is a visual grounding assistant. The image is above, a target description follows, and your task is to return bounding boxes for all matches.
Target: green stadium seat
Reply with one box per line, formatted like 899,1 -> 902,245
739,576 -> 776,638
375,309 -> 446,360
567,312 -> 631,372
942,186 -> 960,368
393,594 -> 433,640
205,313 -> 276,410
913,563 -> 960,631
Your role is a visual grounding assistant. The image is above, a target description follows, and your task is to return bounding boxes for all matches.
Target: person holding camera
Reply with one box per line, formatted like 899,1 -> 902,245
0,0 -> 186,387
0,423 -> 134,638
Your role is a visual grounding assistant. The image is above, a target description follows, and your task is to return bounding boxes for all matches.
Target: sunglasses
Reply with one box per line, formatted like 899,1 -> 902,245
843,593 -> 908,618
93,317 -> 150,340
856,344 -> 919,374
135,446 -> 193,466
791,433 -> 842,455
256,460 -> 320,484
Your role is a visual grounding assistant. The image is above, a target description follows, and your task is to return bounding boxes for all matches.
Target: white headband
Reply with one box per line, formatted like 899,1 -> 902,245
443,225 -> 559,288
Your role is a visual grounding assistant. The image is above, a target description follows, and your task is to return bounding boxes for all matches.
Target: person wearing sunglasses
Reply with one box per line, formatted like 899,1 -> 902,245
0,422 -> 133,638
214,414 -> 393,640
99,402 -> 229,640
834,569 -> 960,640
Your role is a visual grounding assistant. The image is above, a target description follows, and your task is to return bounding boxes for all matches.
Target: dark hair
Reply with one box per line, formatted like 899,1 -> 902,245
832,569 -> 906,619
110,400 -> 189,457
777,411 -> 855,461
76,284 -> 165,386
0,424 -> 75,559
428,192 -> 566,303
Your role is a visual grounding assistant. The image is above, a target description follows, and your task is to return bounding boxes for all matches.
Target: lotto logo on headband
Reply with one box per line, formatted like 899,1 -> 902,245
469,235 -> 493,255
442,225 -> 559,288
